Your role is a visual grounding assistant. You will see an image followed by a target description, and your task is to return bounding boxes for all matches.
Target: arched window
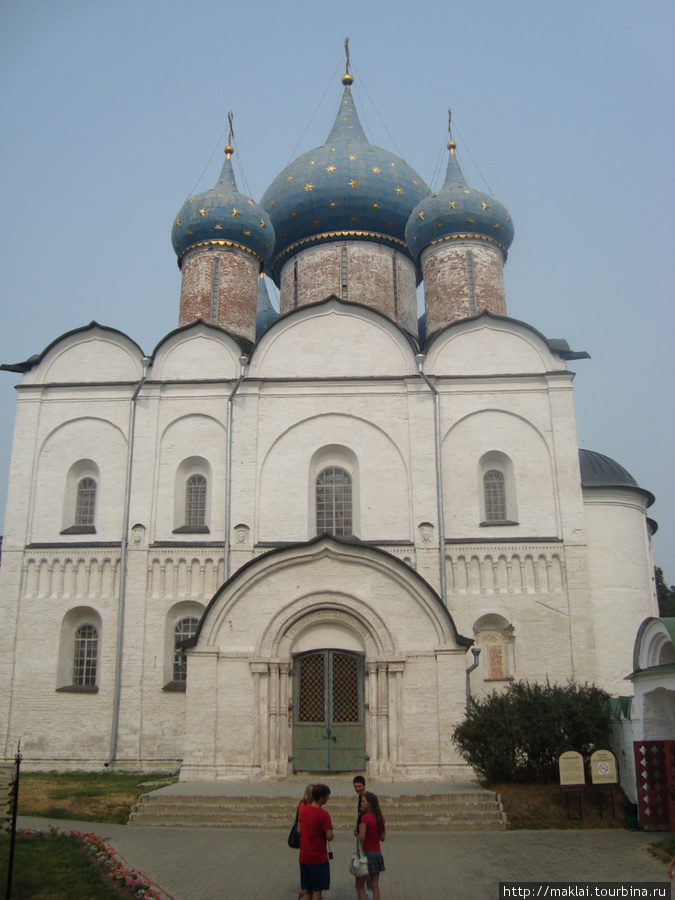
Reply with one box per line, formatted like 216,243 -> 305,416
185,474 -> 207,528
62,460 -> 100,534
478,452 -> 518,526
172,616 -> 200,682
73,623 -> 98,687
75,477 -> 97,527
316,467 -> 352,536
484,470 -> 506,523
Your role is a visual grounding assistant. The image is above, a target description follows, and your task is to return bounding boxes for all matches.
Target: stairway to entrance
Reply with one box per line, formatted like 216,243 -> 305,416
128,778 -> 506,831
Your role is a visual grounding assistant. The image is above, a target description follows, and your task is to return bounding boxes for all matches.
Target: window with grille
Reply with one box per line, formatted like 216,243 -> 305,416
73,624 -> 98,686
75,477 -> 96,527
173,617 -> 199,682
484,469 -> 507,522
316,467 -> 352,536
185,474 -> 207,528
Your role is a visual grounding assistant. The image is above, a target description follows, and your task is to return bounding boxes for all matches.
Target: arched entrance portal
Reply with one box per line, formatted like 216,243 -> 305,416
293,649 -> 365,771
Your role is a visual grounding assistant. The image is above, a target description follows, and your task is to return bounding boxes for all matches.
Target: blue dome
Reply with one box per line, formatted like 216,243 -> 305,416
406,142 -> 514,261
260,80 -> 429,285
255,274 -> 278,338
172,149 -> 274,266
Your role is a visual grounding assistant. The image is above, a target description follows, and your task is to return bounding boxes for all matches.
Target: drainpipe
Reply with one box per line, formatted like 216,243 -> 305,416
105,356 -> 151,768
223,355 -> 249,581
465,647 -> 481,710
415,353 -> 448,606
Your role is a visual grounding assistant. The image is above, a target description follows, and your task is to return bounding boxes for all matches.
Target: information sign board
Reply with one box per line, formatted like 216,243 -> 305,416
559,750 -> 585,785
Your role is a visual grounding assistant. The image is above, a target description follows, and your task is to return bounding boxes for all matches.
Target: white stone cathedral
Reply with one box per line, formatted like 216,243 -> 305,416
0,70 -> 658,780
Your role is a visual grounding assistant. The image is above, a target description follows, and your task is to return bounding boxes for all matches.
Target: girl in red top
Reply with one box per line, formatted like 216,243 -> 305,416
356,791 -> 385,900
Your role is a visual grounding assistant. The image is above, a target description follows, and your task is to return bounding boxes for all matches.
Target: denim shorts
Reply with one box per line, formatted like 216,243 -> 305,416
300,861 -> 331,891
365,850 -> 385,873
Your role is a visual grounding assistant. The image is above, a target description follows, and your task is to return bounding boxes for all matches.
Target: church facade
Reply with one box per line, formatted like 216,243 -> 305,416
0,72 -> 658,780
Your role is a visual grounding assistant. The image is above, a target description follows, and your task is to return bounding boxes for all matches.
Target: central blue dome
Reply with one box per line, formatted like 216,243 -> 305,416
261,78 -> 429,285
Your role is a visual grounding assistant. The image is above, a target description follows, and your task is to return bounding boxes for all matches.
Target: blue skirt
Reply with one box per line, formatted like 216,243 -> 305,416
365,850 -> 385,873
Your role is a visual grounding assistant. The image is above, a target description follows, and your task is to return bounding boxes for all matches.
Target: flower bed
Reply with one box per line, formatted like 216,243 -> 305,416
21,826 -> 162,899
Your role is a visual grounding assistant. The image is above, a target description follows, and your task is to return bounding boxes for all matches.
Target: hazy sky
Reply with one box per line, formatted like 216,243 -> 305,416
1,0 -> 673,581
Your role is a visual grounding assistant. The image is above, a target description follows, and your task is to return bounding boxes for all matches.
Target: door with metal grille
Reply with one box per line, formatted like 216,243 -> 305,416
293,650 -> 365,772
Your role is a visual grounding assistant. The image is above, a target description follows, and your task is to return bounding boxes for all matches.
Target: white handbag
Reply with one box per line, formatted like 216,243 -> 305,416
349,836 -> 369,878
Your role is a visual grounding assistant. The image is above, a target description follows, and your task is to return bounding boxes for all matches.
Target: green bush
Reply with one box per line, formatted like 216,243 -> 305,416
452,680 -> 611,783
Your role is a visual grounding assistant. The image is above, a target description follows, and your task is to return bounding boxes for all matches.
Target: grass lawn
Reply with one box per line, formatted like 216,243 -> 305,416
18,771 -> 176,824
0,832 -> 127,900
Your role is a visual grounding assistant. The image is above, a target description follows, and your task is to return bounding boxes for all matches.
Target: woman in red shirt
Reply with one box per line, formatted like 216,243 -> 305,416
356,791 -> 385,900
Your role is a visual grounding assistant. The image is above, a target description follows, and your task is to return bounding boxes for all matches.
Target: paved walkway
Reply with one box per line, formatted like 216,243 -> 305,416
17,814 -> 673,900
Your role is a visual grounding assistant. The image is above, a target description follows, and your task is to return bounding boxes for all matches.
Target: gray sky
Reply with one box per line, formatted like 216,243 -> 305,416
1,0 -> 673,581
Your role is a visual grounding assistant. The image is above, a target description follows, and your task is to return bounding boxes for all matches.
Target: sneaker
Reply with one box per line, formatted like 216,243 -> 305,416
366,892 -> 373,900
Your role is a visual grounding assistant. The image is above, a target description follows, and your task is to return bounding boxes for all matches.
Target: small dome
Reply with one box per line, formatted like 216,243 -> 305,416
260,79 -> 429,285
406,140 -> 514,261
579,449 -> 655,506
172,148 -> 274,267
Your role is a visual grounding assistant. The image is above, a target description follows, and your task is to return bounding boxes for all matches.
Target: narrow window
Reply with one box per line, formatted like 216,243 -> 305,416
484,470 -> 506,522
73,624 -> 98,687
173,617 -> 199,682
293,261 -> 299,308
75,477 -> 96,527
466,249 -> 476,315
185,474 -> 207,528
210,257 -> 221,323
341,246 -> 348,301
392,252 -> 399,318
316,467 -> 352,536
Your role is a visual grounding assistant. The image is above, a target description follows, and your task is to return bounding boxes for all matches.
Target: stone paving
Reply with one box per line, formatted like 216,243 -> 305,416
18,814 -> 673,900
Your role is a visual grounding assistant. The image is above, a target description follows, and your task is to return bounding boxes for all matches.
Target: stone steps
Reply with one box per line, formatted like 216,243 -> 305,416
128,789 -> 506,831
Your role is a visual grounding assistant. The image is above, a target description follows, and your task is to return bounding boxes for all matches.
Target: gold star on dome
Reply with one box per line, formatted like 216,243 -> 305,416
214,224 -> 222,231
291,212 -> 297,218
286,175 -> 294,182
390,162 -> 396,167
313,219 -> 321,226
329,201 -> 338,209
506,214 -> 511,222
343,99 -> 349,105
348,125 -> 354,129
244,229 -> 251,236
482,202 -> 489,211
372,167 -> 381,173
373,203 -> 380,210
326,165 -> 336,173
175,218 -> 180,226
349,179 -> 358,188
395,187 -> 404,195
418,212 -> 424,220
217,194 -> 224,199
198,208 -> 206,217
248,199 -> 254,206
232,208 -> 241,216
330,147 -> 337,152
386,220 -> 394,227
188,197 -> 195,203
174,242 -> 178,248
434,222 -> 442,229
493,224 -> 499,230
463,190 -> 470,194
342,117 -> 348,121
188,230 -> 194,236
413,179 -> 418,185
349,155 -> 357,160
260,220 -> 266,228
448,201 -> 456,209
270,201 -> 275,208
466,217 -> 474,224
349,215 -> 358,223
305,183 -> 314,191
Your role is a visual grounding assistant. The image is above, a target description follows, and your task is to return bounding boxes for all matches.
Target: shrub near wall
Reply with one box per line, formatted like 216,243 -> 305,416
452,681 -> 611,782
